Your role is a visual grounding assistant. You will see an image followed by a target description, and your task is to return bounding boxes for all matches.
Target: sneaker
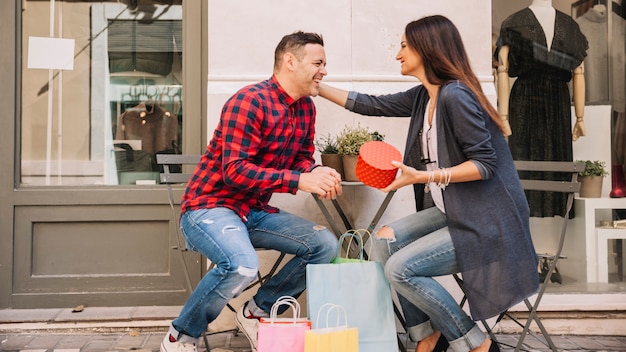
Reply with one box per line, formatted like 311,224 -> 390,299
235,302 -> 260,351
160,333 -> 197,352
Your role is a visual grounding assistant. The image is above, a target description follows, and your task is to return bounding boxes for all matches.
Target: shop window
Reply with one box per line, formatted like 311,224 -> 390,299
492,0 -> 626,289
21,1 -> 183,185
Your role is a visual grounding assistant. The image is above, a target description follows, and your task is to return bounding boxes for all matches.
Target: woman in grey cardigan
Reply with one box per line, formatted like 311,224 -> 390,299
318,15 -> 538,352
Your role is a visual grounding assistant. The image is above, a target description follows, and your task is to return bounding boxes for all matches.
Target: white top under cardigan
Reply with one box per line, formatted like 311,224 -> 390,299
423,100 -> 445,213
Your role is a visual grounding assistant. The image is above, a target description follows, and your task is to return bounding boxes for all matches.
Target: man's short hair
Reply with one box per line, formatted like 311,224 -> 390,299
274,31 -> 324,69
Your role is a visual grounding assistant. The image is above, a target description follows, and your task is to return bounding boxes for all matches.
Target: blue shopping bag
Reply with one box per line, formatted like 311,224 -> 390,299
306,231 -> 398,352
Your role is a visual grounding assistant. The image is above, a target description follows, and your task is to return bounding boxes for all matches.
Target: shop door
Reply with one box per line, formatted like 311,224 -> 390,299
0,0 -> 206,308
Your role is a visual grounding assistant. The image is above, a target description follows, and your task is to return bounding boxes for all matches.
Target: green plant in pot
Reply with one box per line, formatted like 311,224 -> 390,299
315,133 -> 339,154
336,124 -> 375,181
370,130 -> 385,142
577,160 -> 608,198
315,133 -> 344,179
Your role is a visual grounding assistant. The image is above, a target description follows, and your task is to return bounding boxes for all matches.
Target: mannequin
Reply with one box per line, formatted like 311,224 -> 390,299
529,0 -> 556,50
593,3 -> 607,16
495,0 -> 588,217
498,0 -> 586,142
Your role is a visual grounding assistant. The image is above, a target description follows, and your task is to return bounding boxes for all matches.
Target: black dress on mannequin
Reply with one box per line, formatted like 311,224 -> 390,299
496,8 -> 588,217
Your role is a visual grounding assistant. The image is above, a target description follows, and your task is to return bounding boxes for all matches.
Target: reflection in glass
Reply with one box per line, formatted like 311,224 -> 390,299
21,0 -> 183,186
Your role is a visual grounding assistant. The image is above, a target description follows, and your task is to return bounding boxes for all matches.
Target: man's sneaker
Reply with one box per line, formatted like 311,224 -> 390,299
235,302 -> 260,351
160,333 -> 197,352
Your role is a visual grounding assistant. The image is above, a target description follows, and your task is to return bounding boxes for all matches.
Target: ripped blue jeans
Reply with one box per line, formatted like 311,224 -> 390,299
374,207 -> 486,352
172,207 -> 337,340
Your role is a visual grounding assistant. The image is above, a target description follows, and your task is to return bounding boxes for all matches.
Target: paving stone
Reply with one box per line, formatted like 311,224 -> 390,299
548,335 -> 584,350
0,335 -> 35,350
54,335 -> 91,349
143,333 -> 164,350
594,335 -> 626,349
114,332 -> 147,349
23,335 -> 63,349
80,334 -> 120,352
566,335 -> 609,349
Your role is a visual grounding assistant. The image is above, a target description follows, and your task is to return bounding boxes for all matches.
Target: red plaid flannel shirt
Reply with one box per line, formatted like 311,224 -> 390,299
181,76 -> 319,220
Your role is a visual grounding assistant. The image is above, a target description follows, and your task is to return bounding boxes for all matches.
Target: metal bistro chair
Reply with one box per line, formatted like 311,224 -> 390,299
453,160 -> 584,352
157,153 -> 286,350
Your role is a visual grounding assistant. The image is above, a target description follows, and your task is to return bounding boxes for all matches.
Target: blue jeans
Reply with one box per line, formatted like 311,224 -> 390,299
373,207 -> 486,352
171,207 -> 337,341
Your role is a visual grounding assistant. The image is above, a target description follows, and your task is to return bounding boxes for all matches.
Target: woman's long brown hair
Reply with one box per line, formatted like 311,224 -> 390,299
405,15 -> 507,134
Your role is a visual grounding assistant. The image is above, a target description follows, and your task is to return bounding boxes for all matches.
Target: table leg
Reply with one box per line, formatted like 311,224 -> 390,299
331,198 -> 353,230
312,196 -> 344,237
367,190 -> 396,232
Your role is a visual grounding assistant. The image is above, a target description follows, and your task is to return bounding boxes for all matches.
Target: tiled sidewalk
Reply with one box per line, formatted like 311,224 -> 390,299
2,330 -> 626,351
1,306 -> 625,351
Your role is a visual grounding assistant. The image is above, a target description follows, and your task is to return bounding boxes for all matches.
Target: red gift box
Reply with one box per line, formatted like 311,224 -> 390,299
356,141 -> 402,188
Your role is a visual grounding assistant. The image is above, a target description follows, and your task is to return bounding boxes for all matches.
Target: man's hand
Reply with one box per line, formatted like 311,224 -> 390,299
298,166 -> 343,200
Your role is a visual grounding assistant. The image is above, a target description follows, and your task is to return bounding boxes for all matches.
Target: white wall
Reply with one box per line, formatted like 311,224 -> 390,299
206,0 -> 495,230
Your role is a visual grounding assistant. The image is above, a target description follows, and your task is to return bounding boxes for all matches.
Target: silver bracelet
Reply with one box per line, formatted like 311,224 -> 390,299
425,170 -> 435,193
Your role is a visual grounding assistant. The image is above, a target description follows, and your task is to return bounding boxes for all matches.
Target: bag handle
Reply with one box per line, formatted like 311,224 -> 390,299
337,229 -> 373,261
268,295 -> 301,324
274,295 -> 301,317
315,303 -> 348,329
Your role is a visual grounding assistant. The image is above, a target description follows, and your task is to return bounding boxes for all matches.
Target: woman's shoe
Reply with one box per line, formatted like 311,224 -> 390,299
538,258 -> 549,283
550,265 -> 563,284
433,334 -> 449,352
488,340 -> 501,352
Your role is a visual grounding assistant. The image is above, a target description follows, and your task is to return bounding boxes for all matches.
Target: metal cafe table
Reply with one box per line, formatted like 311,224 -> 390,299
312,181 -> 396,248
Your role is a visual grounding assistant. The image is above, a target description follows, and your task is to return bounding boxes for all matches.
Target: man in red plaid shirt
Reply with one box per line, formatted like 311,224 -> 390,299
161,31 -> 342,352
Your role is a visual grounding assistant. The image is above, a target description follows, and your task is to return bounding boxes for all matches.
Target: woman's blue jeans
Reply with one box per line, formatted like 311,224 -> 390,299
171,207 -> 337,341
374,206 -> 486,352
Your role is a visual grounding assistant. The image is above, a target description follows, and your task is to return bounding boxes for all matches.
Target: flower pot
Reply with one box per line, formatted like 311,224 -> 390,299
342,155 -> 359,182
321,153 -> 345,180
579,175 -> 603,198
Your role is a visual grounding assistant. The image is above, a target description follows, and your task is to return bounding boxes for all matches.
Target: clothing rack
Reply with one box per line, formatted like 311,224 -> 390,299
119,83 -> 182,103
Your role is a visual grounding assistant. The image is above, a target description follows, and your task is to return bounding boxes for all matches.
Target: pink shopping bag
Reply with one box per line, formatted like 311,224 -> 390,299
257,296 -> 311,352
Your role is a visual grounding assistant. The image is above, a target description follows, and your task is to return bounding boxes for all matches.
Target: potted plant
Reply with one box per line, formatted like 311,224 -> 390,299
315,133 -> 344,179
577,160 -> 608,198
336,124 -> 375,181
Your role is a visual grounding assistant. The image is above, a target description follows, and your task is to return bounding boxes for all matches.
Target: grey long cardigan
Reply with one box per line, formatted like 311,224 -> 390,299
346,82 -> 539,320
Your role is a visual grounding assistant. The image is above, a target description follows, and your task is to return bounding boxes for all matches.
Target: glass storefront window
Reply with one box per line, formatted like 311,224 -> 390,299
492,0 -> 626,289
21,0 -> 183,186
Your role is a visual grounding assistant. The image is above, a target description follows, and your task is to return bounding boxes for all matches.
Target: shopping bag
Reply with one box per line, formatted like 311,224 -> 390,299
332,230 -> 371,264
304,303 -> 358,352
257,296 -> 311,352
260,296 -> 311,328
307,230 -> 397,352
